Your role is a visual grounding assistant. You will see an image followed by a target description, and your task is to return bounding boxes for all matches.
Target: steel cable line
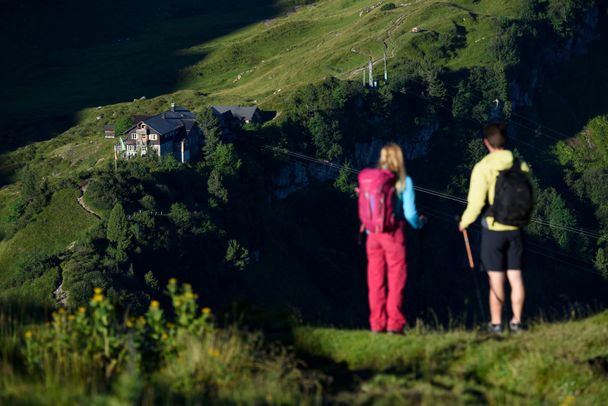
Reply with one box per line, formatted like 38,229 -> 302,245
264,147 -> 607,279
418,202 -> 598,265
262,144 -> 604,239
417,203 -> 607,279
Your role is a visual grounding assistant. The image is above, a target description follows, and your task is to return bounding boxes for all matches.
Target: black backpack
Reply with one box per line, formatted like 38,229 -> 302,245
488,158 -> 534,227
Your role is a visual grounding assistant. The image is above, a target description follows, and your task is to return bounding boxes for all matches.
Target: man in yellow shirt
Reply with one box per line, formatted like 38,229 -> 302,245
459,123 -> 529,334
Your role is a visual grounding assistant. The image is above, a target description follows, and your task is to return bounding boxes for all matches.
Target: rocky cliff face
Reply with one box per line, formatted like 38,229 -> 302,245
272,121 -> 437,198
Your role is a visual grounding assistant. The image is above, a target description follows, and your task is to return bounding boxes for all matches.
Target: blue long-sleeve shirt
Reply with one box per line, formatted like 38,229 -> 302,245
396,176 -> 424,229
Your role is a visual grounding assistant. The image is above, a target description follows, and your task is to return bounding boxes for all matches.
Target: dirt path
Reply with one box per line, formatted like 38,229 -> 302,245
77,181 -> 101,219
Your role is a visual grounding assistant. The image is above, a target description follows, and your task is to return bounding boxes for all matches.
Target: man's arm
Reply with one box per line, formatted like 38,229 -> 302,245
459,163 -> 488,230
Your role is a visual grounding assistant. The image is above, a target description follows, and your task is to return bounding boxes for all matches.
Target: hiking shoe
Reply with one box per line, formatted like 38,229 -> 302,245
487,323 -> 504,335
509,321 -> 525,333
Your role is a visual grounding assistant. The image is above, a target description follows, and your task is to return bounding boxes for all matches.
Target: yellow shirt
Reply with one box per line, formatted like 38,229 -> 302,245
459,150 -> 529,231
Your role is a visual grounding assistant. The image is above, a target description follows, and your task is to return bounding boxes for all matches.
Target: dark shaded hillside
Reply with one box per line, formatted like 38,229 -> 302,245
0,0 -> 300,152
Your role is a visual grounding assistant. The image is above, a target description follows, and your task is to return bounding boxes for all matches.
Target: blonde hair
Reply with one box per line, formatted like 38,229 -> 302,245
379,143 -> 407,193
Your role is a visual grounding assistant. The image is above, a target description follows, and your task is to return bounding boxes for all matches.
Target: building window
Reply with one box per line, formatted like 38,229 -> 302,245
150,134 -> 157,140
133,134 -> 138,140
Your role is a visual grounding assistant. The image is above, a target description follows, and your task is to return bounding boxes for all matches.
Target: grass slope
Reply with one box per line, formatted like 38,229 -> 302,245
0,189 -> 99,303
294,311 -> 608,404
182,0 -> 523,106
0,0 -> 525,181
0,0 -> 525,299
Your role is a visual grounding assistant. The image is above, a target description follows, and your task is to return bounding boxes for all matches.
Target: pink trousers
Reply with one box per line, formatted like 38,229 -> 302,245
365,223 -> 407,332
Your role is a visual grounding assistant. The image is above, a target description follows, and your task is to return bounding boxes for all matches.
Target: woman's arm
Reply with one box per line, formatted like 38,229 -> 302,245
403,176 -> 424,229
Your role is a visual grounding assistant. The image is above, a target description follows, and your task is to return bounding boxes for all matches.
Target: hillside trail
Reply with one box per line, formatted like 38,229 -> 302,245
54,181 -> 100,307
77,181 -> 101,219
347,7 -> 414,79
347,0 -> 483,80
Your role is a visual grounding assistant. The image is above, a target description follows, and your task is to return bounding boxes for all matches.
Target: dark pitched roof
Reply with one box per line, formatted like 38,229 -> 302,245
212,105 -> 260,121
144,114 -> 184,135
104,125 -> 115,131
124,106 -> 197,136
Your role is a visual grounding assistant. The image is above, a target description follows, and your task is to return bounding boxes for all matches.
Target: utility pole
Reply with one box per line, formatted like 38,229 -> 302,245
383,42 -> 388,83
363,67 -> 366,86
368,56 -> 374,88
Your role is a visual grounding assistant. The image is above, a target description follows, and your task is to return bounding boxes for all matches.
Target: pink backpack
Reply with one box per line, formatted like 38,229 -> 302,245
357,168 -> 397,234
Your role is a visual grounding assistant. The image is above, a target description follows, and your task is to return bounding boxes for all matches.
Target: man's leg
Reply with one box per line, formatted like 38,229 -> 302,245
506,270 -> 525,323
487,271 -> 506,325
506,230 -> 525,324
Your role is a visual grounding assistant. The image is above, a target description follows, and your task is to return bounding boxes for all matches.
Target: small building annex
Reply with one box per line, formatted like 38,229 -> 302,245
120,104 -> 202,163
211,105 -> 263,129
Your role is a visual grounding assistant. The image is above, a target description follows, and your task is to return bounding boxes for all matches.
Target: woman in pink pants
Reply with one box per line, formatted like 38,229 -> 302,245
366,143 -> 425,333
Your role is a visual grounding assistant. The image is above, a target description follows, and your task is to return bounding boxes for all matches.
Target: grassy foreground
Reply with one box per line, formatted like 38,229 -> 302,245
294,312 -> 608,404
1,278 -> 606,405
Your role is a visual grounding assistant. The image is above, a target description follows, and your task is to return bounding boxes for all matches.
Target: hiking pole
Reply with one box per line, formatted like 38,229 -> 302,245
461,229 -> 486,323
462,229 -> 474,269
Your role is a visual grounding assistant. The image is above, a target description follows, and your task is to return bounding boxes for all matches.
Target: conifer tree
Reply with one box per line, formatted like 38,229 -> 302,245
198,108 -> 222,165
107,202 -> 131,264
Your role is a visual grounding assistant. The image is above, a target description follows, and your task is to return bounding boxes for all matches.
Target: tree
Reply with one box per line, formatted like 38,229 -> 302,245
307,112 -> 343,160
19,165 -> 49,213
226,240 -> 250,271
114,114 -> 134,136
547,0 -> 592,37
528,188 -> 577,249
334,163 -> 357,197
169,203 -> 192,235
106,202 -> 132,264
208,170 -> 228,206
198,108 -> 223,165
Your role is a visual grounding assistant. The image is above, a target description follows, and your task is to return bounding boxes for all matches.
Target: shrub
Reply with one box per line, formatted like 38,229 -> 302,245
15,281 -> 320,403
380,3 -> 396,11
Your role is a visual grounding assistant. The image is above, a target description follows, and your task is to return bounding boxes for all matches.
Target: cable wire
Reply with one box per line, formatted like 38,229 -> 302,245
262,144 -> 604,240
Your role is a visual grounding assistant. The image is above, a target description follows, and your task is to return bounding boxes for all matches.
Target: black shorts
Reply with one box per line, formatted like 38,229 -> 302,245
480,228 -> 524,272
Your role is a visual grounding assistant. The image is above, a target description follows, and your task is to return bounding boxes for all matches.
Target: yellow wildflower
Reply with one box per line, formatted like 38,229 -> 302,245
137,316 -> 146,326
202,307 -> 211,315
68,315 -> 75,321
58,307 -> 66,314
167,322 -> 175,329
150,300 -> 160,310
125,318 -> 134,328
560,395 -> 576,406
174,299 -> 182,307
162,332 -> 168,341
92,293 -> 104,303
207,347 -> 220,358
78,307 -> 86,314
168,278 -> 177,285
94,287 -> 103,294
183,283 -> 192,291
24,330 -> 33,339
